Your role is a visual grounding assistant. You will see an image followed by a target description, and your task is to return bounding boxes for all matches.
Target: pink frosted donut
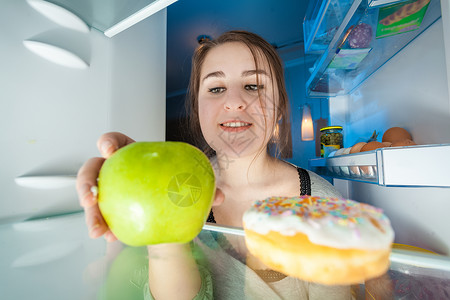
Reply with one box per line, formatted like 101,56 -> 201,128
243,196 -> 394,285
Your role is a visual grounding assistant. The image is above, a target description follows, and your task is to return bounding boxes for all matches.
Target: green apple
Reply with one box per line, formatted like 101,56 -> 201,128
100,246 -> 148,300
98,142 -> 215,246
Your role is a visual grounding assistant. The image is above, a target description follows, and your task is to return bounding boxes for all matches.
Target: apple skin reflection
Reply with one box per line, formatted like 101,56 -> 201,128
98,246 -> 149,300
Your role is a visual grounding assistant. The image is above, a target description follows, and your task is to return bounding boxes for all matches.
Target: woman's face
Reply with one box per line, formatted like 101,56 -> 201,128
198,42 -> 278,160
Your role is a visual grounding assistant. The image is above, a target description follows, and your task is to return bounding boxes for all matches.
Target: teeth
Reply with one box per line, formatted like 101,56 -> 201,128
222,122 -> 250,127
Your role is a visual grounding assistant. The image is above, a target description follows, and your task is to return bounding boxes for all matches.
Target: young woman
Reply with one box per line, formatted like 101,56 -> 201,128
77,31 -> 350,299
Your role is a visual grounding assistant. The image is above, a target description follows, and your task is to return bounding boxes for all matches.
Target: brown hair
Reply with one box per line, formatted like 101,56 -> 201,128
186,30 -> 292,158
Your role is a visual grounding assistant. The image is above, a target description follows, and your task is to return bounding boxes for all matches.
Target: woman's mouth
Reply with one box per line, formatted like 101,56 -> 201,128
219,121 -> 252,132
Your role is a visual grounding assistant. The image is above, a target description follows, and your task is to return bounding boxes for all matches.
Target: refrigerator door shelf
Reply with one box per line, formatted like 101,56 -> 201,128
303,0 -> 359,54
309,143 -> 450,187
304,0 -> 441,97
368,0 -> 411,8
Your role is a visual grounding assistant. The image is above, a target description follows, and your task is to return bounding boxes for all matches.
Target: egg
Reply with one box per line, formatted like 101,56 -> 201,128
391,139 -> 417,147
334,148 -> 347,156
360,141 -> 386,152
350,165 -> 361,177
350,142 -> 367,154
349,142 -> 367,177
382,127 -> 412,143
359,142 -> 385,178
341,148 -> 352,175
333,148 -> 347,174
342,147 -> 351,155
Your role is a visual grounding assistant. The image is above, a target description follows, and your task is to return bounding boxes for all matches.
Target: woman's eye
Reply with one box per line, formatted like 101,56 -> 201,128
209,87 -> 226,94
245,84 -> 264,91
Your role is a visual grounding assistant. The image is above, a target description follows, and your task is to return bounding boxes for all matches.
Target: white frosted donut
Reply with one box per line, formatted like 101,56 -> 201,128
243,196 -> 394,285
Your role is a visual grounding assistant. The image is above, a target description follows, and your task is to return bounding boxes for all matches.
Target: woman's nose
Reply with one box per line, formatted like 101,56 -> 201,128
224,89 -> 247,111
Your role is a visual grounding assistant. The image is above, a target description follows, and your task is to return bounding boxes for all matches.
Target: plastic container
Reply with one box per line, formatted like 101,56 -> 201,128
320,126 -> 343,157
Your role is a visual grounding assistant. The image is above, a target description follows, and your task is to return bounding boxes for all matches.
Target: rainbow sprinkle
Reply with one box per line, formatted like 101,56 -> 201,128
252,196 -> 386,228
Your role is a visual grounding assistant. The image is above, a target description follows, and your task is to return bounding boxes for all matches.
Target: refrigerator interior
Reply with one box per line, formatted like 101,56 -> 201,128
2,0 -> 450,298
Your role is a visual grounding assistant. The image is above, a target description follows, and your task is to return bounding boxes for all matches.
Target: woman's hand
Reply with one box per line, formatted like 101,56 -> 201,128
76,132 -> 135,242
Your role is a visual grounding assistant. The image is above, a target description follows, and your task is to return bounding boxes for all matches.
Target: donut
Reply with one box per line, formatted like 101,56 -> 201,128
243,196 -> 394,285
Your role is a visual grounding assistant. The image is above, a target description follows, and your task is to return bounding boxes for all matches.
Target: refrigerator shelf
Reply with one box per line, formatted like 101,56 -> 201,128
309,143 -> 450,187
204,223 -> 450,272
304,0 -> 442,97
1,212 -> 450,299
368,0 -> 412,7
303,0 -> 358,54
14,175 -> 76,189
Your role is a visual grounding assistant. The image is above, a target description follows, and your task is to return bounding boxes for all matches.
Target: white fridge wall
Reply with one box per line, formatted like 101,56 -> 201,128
0,1 -> 166,224
331,19 -> 450,254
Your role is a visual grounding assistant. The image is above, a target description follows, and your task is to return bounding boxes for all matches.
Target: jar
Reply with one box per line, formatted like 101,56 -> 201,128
320,126 -> 343,157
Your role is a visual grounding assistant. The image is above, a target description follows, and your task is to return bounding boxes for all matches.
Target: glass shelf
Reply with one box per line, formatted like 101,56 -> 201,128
368,0 -> 411,7
303,0 -> 357,54
304,0 -> 442,97
1,212 -> 450,299
309,143 -> 450,187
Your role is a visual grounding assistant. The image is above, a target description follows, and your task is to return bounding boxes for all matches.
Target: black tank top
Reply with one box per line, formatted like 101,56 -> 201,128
207,167 -> 311,223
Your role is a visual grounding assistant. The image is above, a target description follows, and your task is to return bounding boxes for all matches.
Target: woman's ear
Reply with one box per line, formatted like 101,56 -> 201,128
212,188 -> 225,207
277,111 -> 283,122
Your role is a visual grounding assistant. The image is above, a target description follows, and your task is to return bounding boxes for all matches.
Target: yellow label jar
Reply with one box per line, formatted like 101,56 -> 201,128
320,126 -> 343,157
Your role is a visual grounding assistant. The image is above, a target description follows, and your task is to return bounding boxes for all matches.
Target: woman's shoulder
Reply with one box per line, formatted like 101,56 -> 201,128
280,160 -> 342,198
305,169 -> 343,198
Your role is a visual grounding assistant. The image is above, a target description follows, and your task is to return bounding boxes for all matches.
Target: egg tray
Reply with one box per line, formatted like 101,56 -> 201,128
311,149 -> 379,182
308,143 -> 450,188
326,163 -> 378,180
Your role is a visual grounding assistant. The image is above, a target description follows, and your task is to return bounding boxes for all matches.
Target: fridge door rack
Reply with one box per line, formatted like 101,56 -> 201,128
309,143 -> 450,187
303,0 -> 358,54
304,0 -> 442,97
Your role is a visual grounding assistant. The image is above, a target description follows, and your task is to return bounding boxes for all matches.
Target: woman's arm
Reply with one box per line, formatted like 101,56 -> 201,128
147,243 -> 202,300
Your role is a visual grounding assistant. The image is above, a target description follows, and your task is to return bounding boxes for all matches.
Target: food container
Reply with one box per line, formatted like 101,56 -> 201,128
320,126 -> 343,157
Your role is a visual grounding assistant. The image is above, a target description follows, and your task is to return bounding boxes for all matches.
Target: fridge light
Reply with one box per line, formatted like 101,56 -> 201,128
301,104 -> 314,141
104,0 -> 178,37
